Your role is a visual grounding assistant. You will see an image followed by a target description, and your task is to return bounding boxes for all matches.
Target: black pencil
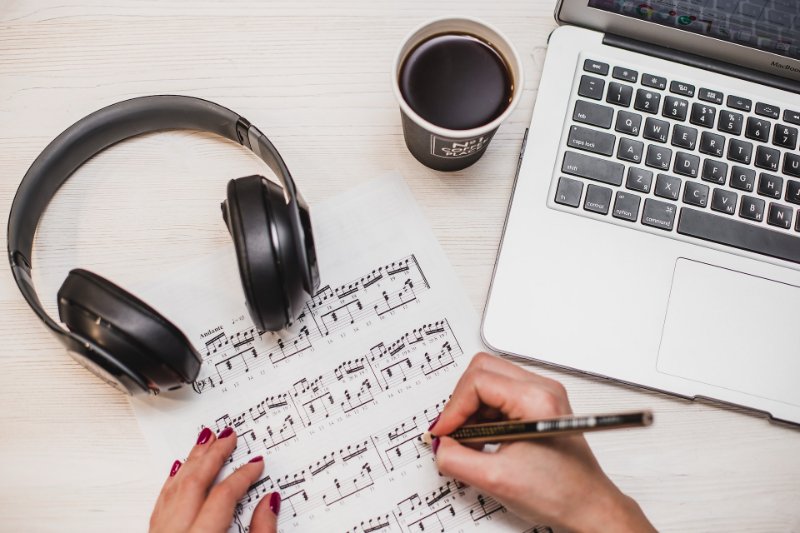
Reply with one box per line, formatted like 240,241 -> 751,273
422,410 -> 653,445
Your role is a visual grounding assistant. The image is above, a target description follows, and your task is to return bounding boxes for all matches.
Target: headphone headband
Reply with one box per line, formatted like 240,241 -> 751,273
7,95 -> 318,343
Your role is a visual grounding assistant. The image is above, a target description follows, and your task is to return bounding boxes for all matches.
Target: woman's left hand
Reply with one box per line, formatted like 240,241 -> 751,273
149,426 -> 280,533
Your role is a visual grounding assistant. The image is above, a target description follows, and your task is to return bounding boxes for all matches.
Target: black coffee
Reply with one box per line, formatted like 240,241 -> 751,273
399,33 -> 512,131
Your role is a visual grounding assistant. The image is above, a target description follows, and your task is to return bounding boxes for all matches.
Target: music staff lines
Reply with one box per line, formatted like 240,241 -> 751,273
236,398 -> 449,523
192,255 -> 431,393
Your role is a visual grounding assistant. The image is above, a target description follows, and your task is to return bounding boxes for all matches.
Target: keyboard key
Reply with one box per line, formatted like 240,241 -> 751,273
683,181 -> 709,207
702,159 -> 728,184
617,137 -> 644,163
730,166 -> 756,192
699,131 -> 725,157
755,145 -> 780,171
773,124 -> 798,149
634,89 -> 661,114
727,95 -> 752,112
573,100 -> 614,129
643,117 -> 670,142
567,125 -> 616,156
554,176 -> 583,207
727,139 -> 753,164
745,117 -> 771,142
690,103 -> 716,128
758,173 -> 783,198
768,203 -> 793,229
655,173 -> 681,200
698,88 -> 723,104
784,109 -> 800,126
678,207 -> 800,264
642,199 -> 677,231
670,81 -> 695,97
584,59 -> 609,76
784,153 -> 800,178
787,180 -> 800,205
562,151 -> 624,186
674,152 -> 700,178
612,191 -> 641,221
711,188 -> 738,215
671,125 -> 698,150
717,110 -> 743,135
740,196 -> 765,222
646,145 -> 672,170
607,82 -> 633,107
615,111 -> 642,136
578,75 -> 605,100
612,66 -> 638,83
584,184 -> 613,214
642,74 -> 666,90
626,167 -> 653,193
663,96 -> 688,121
755,102 -> 780,119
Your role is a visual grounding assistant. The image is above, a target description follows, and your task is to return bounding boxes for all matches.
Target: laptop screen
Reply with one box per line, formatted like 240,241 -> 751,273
586,0 -> 800,62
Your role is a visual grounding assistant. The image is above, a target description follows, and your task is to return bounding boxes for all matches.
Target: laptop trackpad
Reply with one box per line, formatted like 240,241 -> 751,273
657,259 -> 800,407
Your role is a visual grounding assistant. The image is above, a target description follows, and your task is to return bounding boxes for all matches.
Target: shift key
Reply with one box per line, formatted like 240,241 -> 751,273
567,125 -> 616,156
562,151 -> 624,186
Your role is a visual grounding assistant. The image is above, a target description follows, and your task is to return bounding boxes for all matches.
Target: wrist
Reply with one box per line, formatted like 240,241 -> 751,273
569,483 -> 655,533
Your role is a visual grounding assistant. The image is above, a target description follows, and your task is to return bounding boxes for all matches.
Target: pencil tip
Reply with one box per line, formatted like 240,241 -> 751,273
422,431 -> 433,445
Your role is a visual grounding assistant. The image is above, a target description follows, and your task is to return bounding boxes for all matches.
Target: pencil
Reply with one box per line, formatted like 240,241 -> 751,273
422,410 -> 653,445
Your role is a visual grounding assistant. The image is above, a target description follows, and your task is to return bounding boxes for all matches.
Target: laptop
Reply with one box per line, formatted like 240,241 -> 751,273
483,0 -> 800,424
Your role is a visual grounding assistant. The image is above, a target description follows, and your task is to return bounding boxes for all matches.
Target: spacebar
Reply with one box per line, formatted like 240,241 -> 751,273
677,207 -> 800,265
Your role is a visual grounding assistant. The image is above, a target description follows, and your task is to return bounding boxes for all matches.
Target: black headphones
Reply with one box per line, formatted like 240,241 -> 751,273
7,95 -> 320,395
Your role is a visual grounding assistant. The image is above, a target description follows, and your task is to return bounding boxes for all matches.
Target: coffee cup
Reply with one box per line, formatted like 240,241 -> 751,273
392,17 -> 523,171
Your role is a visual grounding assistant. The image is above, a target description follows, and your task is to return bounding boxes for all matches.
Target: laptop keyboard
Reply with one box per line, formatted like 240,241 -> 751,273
553,57 -> 800,265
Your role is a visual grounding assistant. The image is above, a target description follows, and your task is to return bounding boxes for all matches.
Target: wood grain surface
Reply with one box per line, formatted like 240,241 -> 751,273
0,2 -> 798,531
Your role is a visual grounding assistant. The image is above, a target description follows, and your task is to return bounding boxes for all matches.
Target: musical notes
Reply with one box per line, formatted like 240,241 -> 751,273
132,176 -> 538,533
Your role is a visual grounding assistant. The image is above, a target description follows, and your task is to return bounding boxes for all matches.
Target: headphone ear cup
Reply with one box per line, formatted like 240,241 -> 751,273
57,269 -> 201,389
223,175 -> 305,332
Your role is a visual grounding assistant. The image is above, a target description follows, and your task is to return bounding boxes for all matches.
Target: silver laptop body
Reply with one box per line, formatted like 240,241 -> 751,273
483,0 -> 800,424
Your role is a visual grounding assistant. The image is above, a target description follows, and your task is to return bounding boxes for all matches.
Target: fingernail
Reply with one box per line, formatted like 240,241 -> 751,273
428,415 -> 440,431
249,455 -> 264,464
269,492 -> 281,515
169,460 -> 182,477
196,427 -> 213,445
432,437 -> 440,455
218,427 -> 234,439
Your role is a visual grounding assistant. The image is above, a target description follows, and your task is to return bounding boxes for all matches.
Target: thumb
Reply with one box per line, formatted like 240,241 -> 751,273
249,492 -> 280,533
435,437 -> 505,495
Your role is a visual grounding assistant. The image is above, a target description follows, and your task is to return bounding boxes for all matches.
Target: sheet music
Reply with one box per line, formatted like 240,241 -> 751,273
132,174 -> 545,533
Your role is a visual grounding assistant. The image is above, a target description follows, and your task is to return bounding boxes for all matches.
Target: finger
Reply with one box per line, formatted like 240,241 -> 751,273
186,426 -> 218,461
192,457 -> 265,532
434,437 -> 510,497
468,352 -> 565,391
433,368 -> 568,436
250,492 -> 280,533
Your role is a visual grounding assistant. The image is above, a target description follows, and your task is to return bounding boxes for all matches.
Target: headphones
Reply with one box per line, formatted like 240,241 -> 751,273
7,95 -> 320,395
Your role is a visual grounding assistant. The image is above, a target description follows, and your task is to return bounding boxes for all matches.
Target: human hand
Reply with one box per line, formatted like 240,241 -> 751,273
431,353 -> 655,533
149,427 -> 280,533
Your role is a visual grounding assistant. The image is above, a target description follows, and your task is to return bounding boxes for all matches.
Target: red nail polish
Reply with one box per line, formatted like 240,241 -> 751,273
169,460 -> 182,477
432,437 -> 441,455
428,415 -> 440,431
269,492 -> 281,515
249,455 -> 264,463
196,427 -> 212,445
218,427 -> 234,439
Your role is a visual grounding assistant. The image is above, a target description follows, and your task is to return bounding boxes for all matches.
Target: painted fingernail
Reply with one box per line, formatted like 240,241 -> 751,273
196,427 -> 212,445
249,455 -> 264,464
432,437 -> 441,455
428,415 -> 440,431
218,427 -> 234,439
169,460 -> 182,477
269,492 -> 281,515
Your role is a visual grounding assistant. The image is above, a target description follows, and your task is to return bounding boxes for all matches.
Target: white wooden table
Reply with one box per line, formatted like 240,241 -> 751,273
1,2 -> 798,531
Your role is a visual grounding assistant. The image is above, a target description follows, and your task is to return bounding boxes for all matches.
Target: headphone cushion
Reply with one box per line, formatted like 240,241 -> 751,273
57,269 -> 201,385
225,176 -> 290,331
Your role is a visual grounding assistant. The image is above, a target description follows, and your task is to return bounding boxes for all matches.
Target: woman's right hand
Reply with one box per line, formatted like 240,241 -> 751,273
431,353 -> 655,533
